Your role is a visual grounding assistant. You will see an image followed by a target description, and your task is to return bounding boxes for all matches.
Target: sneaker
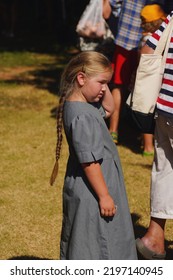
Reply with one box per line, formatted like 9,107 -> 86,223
110,132 -> 118,144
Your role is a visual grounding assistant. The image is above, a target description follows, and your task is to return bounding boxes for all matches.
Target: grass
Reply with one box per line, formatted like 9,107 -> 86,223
0,86 -> 62,260
0,45 -> 173,260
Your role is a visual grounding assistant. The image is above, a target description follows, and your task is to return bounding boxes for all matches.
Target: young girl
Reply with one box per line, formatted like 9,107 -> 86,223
50,51 -> 137,260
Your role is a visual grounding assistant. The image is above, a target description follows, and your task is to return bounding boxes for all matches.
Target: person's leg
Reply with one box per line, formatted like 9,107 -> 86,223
109,46 -> 123,143
109,46 -> 127,143
109,46 -> 138,143
141,217 -> 166,254
137,114 -> 173,259
142,133 -> 154,155
109,87 -> 121,134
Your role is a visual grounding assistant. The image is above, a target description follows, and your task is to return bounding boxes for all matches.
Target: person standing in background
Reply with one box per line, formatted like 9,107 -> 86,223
140,3 -> 166,156
136,10 -> 173,260
103,0 -> 122,39
109,0 -> 147,144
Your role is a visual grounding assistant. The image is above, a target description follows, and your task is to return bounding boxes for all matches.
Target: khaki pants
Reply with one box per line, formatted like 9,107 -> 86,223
151,113 -> 173,219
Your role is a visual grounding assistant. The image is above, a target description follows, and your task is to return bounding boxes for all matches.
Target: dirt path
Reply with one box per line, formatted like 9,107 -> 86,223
0,66 -> 36,80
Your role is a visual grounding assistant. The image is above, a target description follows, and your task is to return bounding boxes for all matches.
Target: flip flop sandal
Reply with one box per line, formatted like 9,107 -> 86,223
110,132 -> 118,144
136,238 -> 166,260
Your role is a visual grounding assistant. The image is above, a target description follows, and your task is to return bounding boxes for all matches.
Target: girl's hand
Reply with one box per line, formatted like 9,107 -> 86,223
99,194 -> 117,217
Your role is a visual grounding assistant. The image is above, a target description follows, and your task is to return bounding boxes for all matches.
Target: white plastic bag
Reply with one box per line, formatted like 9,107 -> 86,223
76,0 -> 105,39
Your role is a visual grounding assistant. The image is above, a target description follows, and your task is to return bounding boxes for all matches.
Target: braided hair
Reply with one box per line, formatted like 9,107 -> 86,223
50,51 -> 113,185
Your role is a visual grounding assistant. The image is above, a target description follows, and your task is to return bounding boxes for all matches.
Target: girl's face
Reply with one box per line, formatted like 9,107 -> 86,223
79,71 -> 112,103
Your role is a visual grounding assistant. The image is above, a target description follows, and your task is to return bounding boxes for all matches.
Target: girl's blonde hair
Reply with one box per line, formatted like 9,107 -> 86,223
50,51 -> 113,185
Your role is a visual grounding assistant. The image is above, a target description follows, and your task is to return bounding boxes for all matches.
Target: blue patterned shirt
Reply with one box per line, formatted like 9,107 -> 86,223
115,0 -> 147,50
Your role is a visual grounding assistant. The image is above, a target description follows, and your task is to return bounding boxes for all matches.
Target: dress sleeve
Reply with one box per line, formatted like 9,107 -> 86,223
71,113 -> 104,163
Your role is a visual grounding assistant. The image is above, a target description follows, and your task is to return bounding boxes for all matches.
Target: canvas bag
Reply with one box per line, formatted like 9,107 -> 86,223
76,0 -> 105,38
126,18 -> 173,133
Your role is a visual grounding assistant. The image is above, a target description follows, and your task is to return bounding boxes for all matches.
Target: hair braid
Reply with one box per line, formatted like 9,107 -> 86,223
50,94 -> 65,186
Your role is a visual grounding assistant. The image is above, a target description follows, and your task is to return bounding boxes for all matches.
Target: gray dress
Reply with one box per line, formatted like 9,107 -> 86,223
60,101 -> 137,260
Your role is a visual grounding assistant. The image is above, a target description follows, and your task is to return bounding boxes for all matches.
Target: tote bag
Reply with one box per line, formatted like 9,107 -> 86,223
76,0 -> 105,38
126,19 -> 173,133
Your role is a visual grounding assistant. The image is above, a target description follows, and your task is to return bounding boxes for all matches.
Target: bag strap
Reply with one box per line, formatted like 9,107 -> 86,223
154,17 -> 173,55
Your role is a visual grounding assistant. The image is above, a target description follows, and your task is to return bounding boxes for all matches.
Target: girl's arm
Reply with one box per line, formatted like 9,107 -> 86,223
101,85 -> 115,118
82,161 -> 117,217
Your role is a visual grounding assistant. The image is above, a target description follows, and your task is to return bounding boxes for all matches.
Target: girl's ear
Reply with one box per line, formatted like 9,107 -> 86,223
76,72 -> 86,86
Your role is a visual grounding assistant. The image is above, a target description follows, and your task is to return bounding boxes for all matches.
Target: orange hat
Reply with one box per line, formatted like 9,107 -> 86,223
141,4 -> 166,23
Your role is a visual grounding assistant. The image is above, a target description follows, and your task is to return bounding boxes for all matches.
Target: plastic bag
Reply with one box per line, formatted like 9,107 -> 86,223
76,0 -> 105,39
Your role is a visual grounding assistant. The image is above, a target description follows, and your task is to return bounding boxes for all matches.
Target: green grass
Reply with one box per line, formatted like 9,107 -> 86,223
0,51 -> 56,67
0,49 -> 173,260
0,87 -> 62,259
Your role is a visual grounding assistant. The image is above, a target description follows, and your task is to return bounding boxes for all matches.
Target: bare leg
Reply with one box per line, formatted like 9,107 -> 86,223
109,87 -> 122,134
142,133 -> 154,154
141,217 -> 166,254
